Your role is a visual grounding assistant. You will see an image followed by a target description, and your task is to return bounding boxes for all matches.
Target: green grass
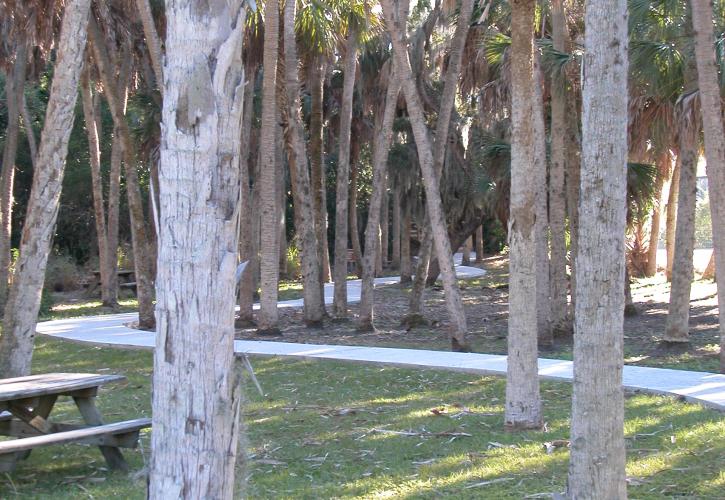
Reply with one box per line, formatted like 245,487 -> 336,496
3,337 -> 723,498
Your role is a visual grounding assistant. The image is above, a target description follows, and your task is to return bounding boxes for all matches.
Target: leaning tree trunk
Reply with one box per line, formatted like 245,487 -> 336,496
665,158 -> 680,281
21,93 -> 38,168
88,16 -> 155,329
645,153 -> 669,277
282,0 -> 324,325
309,59 -> 332,285
0,0 -> 91,378
382,0 -> 469,351
665,111 -> 699,342
149,2 -> 248,497
549,0 -> 570,336
257,0 -> 281,333
690,0 -> 725,373
80,65 -> 115,307
505,0 -> 542,430
568,0 -> 628,497
134,0 -> 164,94
0,40 -> 27,308
333,29 -> 358,319
358,72 -> 399,331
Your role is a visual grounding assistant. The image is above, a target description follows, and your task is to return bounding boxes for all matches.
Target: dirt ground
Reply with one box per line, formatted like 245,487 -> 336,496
235,254 -> 722,373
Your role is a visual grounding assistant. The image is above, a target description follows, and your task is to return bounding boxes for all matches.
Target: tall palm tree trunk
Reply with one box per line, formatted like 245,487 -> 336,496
0,0 -> 91,377
88,16 -> 155,329
392,186 -> 401,269
475,225 -> 483,262
380,184 -> 390,269
505,0 -> 542,429
282,0 -> 324,325
381,0 -> 469,350
149,2 -> 248,496
257,0 -> 281,334
568,0 -> 628,496
333,29 -> 359,318
665,158 -> 680,280
690,0 -> 725,372
645,153 -> 668,277
349,147 -> 364,276
0,40 -> 27,307
549,0 -> 570,335
80,65 -> 115,307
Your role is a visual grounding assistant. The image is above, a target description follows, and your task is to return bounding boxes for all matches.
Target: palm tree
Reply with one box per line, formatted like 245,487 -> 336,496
149,0 -> 249,495
690,0 -> 725,373
0,0 -> 92,377
568,0 -> 628,496
257,0 -> 281,334
504,0 -> 542,430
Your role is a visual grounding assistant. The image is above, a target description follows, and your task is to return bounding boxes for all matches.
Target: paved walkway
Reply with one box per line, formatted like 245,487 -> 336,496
35,258 -> 725,412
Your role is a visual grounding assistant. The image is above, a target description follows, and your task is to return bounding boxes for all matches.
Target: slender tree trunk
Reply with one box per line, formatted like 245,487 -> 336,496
568,0 -> 628,496
475,225 -> 483,262
461,237 -> 471,265
505,0 -> 542,429
400,198 -> 412,283
349,150 -> 364,276
703,251 -> 715,279
392,185 -> 401,269
309,58 -> 331,285
380,184 -> 390,269
690,0 -> 725,372
358,72 -> 399,331
107,127 -> 122,305
88,16 -> 155,329
382,0 -> 469,350
0,41 -> 27,307
20,94 -> 38,169
257,0 -> 280,333
150,2 -> 248,496
238,70 -> 257,324
645,153 -> 668,277
134,0 -> 164,95
665,157 -> 680,281
0,0 -> 91,378
333,29 -> 358,318
282,0 -> 324,325
549,0 -> 570,335
665,120 -> 699,342
277,153 -> 287,278
80,65 -> 115,307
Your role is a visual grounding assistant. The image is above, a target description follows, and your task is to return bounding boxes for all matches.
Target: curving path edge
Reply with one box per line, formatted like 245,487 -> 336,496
36,259 -> 725,411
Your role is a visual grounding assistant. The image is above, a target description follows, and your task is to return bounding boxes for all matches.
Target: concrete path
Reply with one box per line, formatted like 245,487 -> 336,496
35,259 -> 725,412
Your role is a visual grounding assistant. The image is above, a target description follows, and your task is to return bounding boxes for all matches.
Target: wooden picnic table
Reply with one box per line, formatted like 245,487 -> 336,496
0,373 -> 150,473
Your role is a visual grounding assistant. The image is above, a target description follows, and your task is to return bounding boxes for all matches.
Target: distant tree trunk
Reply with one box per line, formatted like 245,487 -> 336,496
20,94 -> 38,169
333,28 -> 358,318
309,58 -> 331,284
703,252 -> 715,279
475,225 -> 483,262
282,0 -> 324,325
149,1 -> 248,496
568,0 -> 628,496
380,184 -> 390,269
549,0 -> 569,335
0,40 -> 27,308
88,16 -> 155,329
134,0 -> 163,94
0,0 -> 91,377
645,153 -> 668,277
80,65 -> 115,307
349,149 -> 364,276
392,186 -> 401,269
665,157 -> 680,281
107,128 -> 122,305
690,0 -> 725,372
461,237 -> 471,265
257,0 -> 280,333
400,198 -> 412,283
277,153 -> 287,279
358,72 -> 399,331
505,0 -> 542,429
665,111 -> 699,342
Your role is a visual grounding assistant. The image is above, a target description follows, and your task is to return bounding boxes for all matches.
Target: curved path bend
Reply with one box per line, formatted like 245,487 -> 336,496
36,259 -> 725,411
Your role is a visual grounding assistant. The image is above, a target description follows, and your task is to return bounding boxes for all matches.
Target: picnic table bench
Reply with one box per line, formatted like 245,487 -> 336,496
0,373 -> 150,472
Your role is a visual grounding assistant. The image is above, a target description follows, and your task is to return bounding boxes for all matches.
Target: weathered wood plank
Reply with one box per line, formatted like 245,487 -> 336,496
74,396 -> 131,471
0,418 -> 151,454
0,420 -> 143,447
0,373 -> 125,402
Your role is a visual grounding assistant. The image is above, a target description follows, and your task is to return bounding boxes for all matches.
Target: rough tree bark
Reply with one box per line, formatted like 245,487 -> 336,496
568,0 -> 628,496
149,1 -> 248,497
382,0 -> 469,350
665,158 -> 680,280
505,0 -> 542,429
0,0 -> 91,377
257,0 -> 281,333
690,0 -> 725,372
333,28 -> 358,318
349,147 -> 364,277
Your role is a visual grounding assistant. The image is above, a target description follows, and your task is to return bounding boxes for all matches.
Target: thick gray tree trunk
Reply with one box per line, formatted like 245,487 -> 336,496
505,0 -> 542,429
568,0 -> 628,496
0,0 -> 91,377
690,0 -> 725,372
149,1 -> 248,497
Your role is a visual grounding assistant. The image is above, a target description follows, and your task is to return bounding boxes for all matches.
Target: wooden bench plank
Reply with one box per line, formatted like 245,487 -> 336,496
0,373 -> 126,402
0,418 -> 151,454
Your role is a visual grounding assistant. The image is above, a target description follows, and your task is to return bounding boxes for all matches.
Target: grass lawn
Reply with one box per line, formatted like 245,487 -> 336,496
2,337 -> 723,498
